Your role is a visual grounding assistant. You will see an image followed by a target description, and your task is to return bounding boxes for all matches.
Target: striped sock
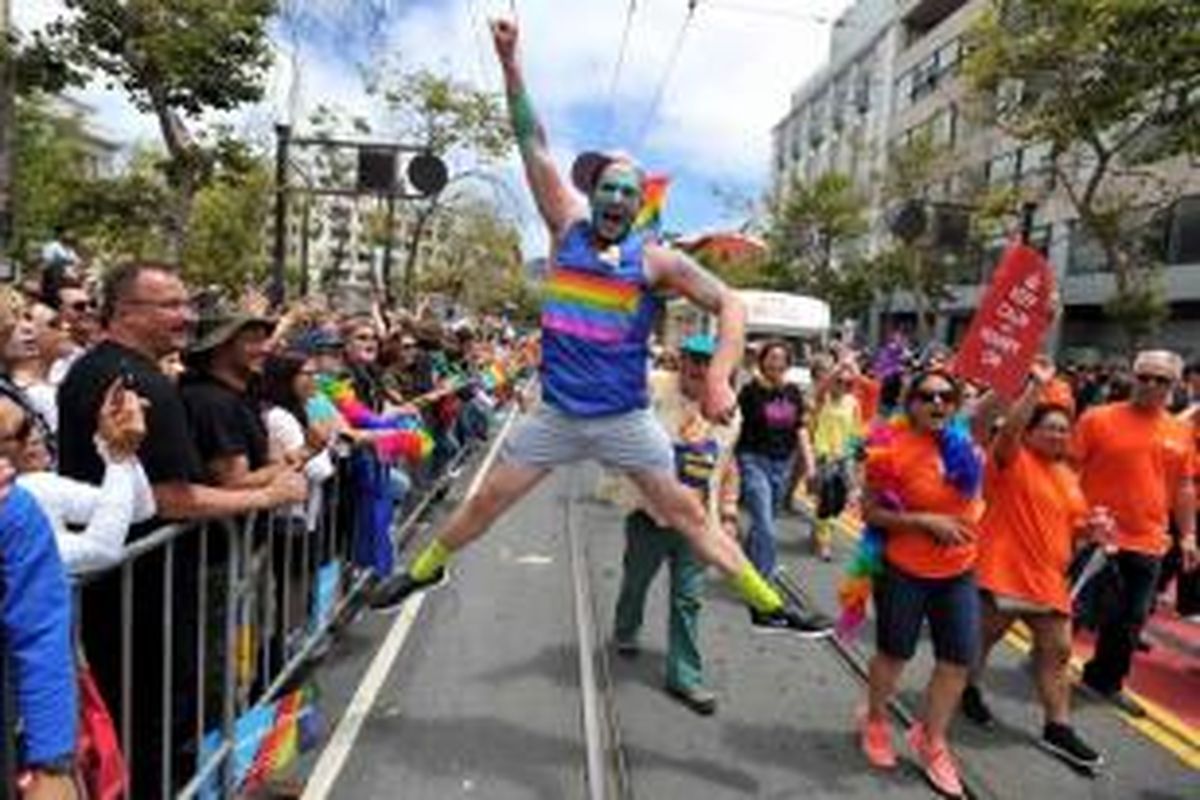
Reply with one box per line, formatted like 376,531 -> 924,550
729,564 -> 784,613
410,539 -> 452,582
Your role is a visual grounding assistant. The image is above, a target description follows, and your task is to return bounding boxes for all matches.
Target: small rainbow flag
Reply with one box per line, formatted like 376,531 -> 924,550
633,174 -> 670,238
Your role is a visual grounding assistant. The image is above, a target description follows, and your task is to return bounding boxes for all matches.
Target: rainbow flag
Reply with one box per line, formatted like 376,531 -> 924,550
633,173 -> 670,238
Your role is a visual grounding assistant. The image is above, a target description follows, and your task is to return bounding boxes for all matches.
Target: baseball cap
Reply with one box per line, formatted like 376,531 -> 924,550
680,334 -> 717,359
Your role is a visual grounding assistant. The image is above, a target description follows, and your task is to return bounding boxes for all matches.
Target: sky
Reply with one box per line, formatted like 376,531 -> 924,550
13,0 -> 852,256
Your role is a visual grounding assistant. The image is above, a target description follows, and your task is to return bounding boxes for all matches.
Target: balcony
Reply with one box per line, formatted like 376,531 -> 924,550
903,0 -> 968,46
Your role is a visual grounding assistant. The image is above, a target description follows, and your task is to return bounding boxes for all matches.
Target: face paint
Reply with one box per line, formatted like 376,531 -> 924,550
590,163 -> 643,245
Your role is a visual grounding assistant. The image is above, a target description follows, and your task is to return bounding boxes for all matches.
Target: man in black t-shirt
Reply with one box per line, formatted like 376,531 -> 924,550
56,261 -> 304,798
180,311 -> 283,488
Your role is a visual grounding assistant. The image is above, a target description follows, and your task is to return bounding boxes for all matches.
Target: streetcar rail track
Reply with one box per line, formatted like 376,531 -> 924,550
566,467 -> 634,800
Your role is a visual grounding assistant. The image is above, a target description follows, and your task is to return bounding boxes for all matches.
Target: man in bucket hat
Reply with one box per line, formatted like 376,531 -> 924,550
371,17 -> 832,639
181,309 -> 290,488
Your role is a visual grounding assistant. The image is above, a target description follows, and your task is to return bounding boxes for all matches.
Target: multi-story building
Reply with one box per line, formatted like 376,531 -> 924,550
771,0 -> 1200,360
275,193 -> 473,309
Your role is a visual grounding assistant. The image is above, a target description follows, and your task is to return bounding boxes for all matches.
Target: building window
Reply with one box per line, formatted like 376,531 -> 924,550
1168,195 -> 1200,265
894,37 -> 963,111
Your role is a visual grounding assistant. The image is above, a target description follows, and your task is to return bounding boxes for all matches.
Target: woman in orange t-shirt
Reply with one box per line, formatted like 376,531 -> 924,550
963,363 -> 1113,770
857,369 -> 984,799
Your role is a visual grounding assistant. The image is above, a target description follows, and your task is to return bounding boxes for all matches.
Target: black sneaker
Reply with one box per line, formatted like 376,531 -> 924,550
960,685 -> 995,728
750,606 -> 834,639
369,567 -> 449,613
1039,722 -> 1104,770
666,683 -> 718,716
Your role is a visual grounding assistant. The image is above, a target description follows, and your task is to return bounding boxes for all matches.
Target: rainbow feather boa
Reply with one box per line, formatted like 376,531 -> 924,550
835,413 -> 982,639
317,375 -> 434,464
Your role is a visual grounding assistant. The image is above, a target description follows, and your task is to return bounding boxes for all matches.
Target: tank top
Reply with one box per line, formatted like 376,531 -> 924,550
540,221 -> 660,417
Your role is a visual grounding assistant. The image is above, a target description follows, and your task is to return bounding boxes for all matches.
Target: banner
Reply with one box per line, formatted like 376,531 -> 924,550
952,242 -> 1056,399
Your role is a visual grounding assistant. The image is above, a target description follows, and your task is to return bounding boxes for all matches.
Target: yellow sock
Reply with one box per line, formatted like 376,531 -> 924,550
815,519 -> 833,549
410,539 -> 452,581
729,564 -> 783,613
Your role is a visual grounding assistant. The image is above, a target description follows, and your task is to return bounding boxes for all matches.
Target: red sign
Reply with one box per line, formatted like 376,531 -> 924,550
952,242 -> 1056,399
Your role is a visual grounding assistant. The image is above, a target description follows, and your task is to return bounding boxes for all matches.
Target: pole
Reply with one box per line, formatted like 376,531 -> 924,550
271,123 -> 292,309
0,0 -> 15,281
300,199 -> 311,298
382,193 -> 396,307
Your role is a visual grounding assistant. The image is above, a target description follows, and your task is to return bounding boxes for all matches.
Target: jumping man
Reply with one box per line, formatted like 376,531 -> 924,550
370,17 -> 832,638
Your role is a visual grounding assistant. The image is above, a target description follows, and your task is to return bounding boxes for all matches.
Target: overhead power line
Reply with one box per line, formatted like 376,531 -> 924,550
607,1 -> 640,110
635,0 -> 700,147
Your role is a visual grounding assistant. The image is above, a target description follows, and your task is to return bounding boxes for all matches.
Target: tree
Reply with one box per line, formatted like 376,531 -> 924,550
9,95 -> 93,262
369,66 -> 514,304
416,197 -> 529,313
182,159 -> 274,294
23,0 -> 277,255
762,171 -> 874,321
964,0 -> 1200,346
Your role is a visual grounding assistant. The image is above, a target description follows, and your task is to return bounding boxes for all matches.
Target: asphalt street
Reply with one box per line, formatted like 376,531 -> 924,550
310,460 -> 1197,799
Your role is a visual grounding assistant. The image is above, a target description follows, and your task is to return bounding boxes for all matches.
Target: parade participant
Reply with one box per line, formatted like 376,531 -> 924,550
735,341 -> 813,583
855,369 -> 984,799
963,361 -> 1111,769
370,17 -> 832,638
1074,350 -> 1196,712
612,335 -> 741,715
811,361 -> 860,561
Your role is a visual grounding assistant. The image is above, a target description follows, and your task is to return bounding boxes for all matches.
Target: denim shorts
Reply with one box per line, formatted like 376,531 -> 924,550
873,563 -> 981,666
499,404 -> 674,473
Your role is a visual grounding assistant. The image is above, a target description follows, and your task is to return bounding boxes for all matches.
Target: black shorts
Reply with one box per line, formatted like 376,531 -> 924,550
873,563 -> 981,666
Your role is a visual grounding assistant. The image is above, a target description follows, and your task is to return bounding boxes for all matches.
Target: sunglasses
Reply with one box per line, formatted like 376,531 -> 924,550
66,300 -> 95,313
915,389 -> 956,405
0,414 -> 34,444
1135,373 -> 1173,387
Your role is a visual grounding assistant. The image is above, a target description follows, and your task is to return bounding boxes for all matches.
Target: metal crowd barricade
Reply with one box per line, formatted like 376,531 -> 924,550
43,391 -> 500,799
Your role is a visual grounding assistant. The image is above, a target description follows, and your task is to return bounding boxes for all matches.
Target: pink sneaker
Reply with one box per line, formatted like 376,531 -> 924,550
906,723 -> 964,798
857,707 -> 897,769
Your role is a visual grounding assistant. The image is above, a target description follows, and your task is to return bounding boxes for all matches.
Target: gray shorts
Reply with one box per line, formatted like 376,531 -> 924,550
500,404 -> 674,473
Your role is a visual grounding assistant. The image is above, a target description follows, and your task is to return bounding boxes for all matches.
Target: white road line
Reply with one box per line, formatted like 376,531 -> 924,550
301,406 -> 522,799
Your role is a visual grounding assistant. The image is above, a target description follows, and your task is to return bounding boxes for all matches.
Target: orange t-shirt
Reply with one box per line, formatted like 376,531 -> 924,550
866,428 -> 984,578
1074,402 -> 1196,557
854,375 -> 881,424
978,446 -> 1088,613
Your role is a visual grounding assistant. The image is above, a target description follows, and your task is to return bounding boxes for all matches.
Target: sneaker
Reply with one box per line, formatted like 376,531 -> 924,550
906,723 -> 964,799
857,707 -> 897,769
369,567 -> 449,613
960,685 -> 995,728
614,639 -> 640,659
749,606 -> 835,639
1039,722 -> 1104,770
665,683 -> 717,716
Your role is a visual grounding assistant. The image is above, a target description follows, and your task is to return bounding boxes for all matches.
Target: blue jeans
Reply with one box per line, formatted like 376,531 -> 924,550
738,451 -> 792,578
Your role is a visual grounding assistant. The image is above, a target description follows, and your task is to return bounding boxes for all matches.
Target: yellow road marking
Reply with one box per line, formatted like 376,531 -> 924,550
796,498 -> 1200,770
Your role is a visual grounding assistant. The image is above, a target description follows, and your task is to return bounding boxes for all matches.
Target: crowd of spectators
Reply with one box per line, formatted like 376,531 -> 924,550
0,259 -> 531,798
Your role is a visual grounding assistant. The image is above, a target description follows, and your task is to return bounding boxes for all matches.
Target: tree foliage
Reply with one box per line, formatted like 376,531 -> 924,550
366,66 -> 515,304
964,0 -> 1200,345
19,0 -> 278,253
416,198 -> 529,314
